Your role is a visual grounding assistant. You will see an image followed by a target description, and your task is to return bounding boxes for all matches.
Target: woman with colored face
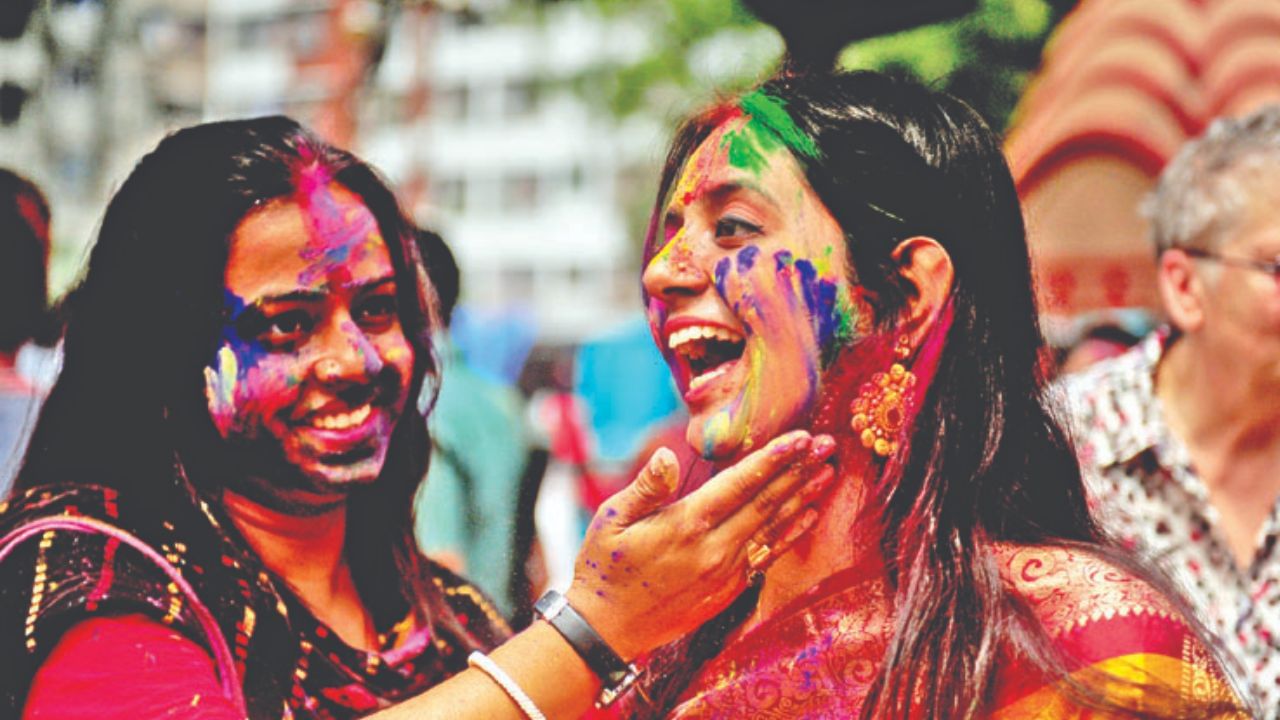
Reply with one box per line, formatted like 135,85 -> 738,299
0,117 -> 836,719
629,72 -> 1249,719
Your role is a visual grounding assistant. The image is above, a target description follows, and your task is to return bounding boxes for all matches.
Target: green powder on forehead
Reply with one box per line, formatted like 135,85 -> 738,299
739,89 -> 820,162
721,121 -> 777,176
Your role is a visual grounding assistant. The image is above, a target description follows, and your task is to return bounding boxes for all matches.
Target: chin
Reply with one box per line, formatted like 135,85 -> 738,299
687,414 -> 760,463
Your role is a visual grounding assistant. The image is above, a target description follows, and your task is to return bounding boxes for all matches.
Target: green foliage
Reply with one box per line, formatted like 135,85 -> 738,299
531,0 -> 1066,131
838,0 -> 1060,130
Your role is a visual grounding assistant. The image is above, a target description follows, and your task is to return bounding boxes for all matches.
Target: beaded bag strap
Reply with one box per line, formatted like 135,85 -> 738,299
0,514 -> 248,715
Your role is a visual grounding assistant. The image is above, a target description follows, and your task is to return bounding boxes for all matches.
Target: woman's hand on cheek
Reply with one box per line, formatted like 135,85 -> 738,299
565,430 -> 838,661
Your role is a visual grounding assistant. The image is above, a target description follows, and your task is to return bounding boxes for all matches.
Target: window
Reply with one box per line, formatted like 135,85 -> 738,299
503,173 -> 539,212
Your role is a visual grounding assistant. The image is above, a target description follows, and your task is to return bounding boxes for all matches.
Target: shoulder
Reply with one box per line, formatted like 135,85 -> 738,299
993,543 -> 1182,641
991,543 -> 1248,716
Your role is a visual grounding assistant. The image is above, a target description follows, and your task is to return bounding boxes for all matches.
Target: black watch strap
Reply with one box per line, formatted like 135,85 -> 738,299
533,589 -> 642,706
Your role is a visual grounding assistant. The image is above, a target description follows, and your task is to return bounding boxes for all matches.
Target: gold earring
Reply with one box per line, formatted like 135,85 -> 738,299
850,335 -> 917,458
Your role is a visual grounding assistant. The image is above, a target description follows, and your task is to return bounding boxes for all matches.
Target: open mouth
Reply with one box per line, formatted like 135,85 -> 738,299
309,403 -> 372,431
668,324 -> 746,392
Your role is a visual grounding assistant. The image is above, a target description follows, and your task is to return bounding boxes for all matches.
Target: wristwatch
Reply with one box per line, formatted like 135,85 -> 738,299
533,589 -> 644,707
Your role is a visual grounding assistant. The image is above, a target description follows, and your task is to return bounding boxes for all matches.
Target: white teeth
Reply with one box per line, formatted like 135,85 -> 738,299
312,403 -> 371,430
667,325 -> 744,353
688,364 -> 731,391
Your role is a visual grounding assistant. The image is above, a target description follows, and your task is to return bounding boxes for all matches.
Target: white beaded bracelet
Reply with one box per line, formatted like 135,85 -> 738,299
468,651 -> 548,720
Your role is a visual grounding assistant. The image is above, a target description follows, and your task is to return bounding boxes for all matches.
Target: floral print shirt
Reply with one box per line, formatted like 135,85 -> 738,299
1060,331 -> 1280,717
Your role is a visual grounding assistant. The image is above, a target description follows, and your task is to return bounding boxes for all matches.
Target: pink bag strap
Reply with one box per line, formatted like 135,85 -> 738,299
0,514 -> 248,715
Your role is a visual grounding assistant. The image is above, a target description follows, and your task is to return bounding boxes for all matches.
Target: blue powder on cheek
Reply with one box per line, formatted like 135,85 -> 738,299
217,289 -> 270,373
774,250 -> 794,271
736,246 -> 760,273
713,257 -> 731,299
793,259 -> 840,350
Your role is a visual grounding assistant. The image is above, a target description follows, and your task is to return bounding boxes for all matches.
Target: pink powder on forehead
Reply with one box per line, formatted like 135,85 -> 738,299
292,157 -> 333,204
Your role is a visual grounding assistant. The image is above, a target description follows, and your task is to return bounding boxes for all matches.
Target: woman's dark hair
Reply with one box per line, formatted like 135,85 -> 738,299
0,168 -> 52,353
637,71 -> 1239,719
15,116 -> 470,641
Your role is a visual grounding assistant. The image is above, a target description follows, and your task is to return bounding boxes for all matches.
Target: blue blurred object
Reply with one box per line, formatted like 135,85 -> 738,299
574,315 -> 681,465
450,305 -> 537,387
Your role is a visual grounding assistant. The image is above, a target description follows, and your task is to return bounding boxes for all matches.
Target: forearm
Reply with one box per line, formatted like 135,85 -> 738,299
370,620 -> 601,720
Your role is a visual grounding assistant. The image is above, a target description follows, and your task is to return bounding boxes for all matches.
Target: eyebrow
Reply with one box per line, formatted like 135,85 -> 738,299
255,276 -> 397,305
667,179 -> 781,217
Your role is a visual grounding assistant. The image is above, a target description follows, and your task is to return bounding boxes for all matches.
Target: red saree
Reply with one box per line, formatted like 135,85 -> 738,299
649,546 -> 1243,719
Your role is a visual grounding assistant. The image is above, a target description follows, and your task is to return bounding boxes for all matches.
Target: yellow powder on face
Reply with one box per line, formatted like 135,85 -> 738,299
204,345 -> 239,413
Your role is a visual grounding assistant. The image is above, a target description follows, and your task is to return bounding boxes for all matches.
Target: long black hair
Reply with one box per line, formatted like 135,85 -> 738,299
15,116 -> 467,639
637,71 -> 1240,719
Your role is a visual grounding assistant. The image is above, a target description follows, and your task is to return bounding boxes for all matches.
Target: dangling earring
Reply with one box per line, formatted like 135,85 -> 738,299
850,334 -> 917,458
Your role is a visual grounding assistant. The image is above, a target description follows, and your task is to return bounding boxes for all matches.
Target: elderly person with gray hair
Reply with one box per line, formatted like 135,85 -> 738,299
1063,106 -> 1280,716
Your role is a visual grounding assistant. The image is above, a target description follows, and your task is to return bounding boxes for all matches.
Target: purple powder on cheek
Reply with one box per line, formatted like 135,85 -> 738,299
610,550 -> 622,562
773,250 -> 794,271
793,259 -> 841,350
713,257 -> 731,299
736,246 -> 760,273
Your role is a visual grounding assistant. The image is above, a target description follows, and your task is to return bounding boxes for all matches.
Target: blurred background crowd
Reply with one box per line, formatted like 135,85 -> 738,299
2,0 -> 1280,649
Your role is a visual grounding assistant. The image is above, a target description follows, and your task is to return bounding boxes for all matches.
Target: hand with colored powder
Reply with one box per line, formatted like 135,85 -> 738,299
566,428 -> 838,661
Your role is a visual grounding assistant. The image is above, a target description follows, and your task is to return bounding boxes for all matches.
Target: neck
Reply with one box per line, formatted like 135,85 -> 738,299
221,488 -> 381,651
222,488 -> 350,589
751,443 -> 887,628
1157,338 -> 1280,477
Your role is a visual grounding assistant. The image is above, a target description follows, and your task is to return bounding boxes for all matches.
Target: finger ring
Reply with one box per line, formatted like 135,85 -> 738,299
746,540 -> 772,570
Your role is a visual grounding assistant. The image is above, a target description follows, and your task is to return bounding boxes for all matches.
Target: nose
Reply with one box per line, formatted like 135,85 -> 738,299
642,229 -> 710,302
313,315 -> 384,385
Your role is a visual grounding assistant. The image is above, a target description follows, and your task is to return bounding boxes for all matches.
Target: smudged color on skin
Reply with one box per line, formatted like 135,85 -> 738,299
647,93 -> 866,462
738,89 -> 820,161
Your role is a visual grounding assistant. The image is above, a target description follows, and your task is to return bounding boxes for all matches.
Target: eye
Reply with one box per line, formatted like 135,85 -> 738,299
354,293 -> 398,333
262,310 -> 314,347
715,216 -> 762,242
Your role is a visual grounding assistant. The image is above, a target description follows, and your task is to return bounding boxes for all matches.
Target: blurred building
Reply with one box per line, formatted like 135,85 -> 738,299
1,0 -> 659,345
365,3 -> 661,342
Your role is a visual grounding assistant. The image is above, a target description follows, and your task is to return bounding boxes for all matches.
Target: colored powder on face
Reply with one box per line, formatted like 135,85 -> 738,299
701,410 -> 733,459
739,90 -> 820,162
204,345 -> 240,432
719,120 -> 780,177
296,181 -> 377,288
736,246 -> 760,273
774,250 -> 794,271
792,258 -> 860,365
713,257 -> 731,299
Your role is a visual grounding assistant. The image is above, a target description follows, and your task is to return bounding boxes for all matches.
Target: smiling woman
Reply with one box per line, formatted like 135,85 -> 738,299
0,116 -> 840,720
623,71 -> 1251,720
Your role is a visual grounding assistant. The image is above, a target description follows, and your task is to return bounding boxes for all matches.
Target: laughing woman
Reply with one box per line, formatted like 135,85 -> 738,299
628,71 -> 1250,719
0,117 -> 837,719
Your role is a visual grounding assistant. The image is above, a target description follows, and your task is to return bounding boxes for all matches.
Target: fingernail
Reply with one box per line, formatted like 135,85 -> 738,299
771,431 -> 809,455
810,435 -> 836,460
651,447 -> 674,474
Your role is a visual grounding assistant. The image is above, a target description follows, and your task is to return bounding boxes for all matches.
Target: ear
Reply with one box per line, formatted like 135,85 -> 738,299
890,236 -> 955,348
1157,249 -> 1206,333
